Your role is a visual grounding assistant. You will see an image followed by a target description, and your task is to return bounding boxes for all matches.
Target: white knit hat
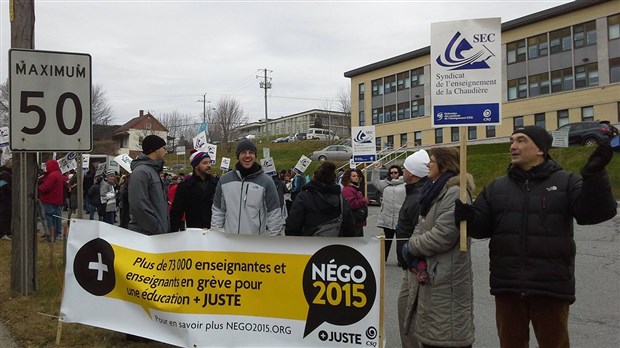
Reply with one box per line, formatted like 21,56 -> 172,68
404,149 -> 430,178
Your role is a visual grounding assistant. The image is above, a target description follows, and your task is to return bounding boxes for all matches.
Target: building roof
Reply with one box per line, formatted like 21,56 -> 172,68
113,111 -> 168,136
343,0 -> 609,78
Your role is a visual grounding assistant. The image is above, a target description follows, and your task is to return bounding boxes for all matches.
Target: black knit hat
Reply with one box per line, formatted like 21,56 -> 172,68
512,126 -> 553,158
142,135 -> 166,155
236,139 -> 257,158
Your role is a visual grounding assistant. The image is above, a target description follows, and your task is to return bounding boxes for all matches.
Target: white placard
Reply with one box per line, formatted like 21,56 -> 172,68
114,154 -> 133,173
293,155 -> 312,175
57,152 -> 78,174
94,162 -> 106,177
260,157 -> 277,177
0,126 -> 9,147
351,126 -> 376,163
176,146 -> 186,155
263,147 -> 270,159
193,132 -> 208,151
82,154 -> 90,171
220,157 -> 231,171
205,143 -> 217,164
551,128 -> 570,148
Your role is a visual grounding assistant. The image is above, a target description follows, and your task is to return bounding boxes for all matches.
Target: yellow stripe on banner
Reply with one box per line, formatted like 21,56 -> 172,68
107,246 -> 310,320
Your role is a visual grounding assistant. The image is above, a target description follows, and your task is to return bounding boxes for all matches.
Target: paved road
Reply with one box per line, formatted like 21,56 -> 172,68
365,204 -> 620,348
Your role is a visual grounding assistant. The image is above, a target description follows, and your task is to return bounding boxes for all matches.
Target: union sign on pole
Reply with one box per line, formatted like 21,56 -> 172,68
9,49 -> 92,151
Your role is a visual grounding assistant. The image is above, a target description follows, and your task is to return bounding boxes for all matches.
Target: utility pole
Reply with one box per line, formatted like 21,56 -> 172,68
257,69 -> 272,139
10,0 -> 37,296
197,93 -> 209,124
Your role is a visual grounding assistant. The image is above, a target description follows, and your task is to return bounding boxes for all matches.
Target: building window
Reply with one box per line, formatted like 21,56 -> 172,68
529,72 -> 550,97
575,63 -> 598,89
513,116 -> 524,130
411,99 -> 425,117
138,136 -> 144,146
145,123 -> 152,130
435,128 -> 443,144
507,40 -> 526,64
535,113 -> 546,128
375,137 -> 382,152
384,105 -> 397,123
411,67 -> 425,87
609,14 -> 620,40
372,108 -> 384,125
528,33 -> 548,59
358,83 -> 365,100
386,135 -> 394,149
486,126 -> 496,138
451,127 -> 459,142
468,126 -> 477,140
550,27 -> 572,54
358,111 -> 365,126
573,21 -> 597,48
508,78 -> 527,100
397,102 -> 410,120
551,68 -> 573,92
397,71 -> 410,90
400,133 -> 407,147
371,79 -> 383,96
557,109 -> 569,127
384,75 -> 396,94
581,106 -> 594,121
610,57 -> 620,83
414,131 -> 422,146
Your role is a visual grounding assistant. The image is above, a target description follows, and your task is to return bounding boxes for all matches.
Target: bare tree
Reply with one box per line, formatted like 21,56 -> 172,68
0,79 -> 8,126
336,86 -> 351,117
157,111 -> 200,150
211,97 -> 248,151
92,84 -> 114,125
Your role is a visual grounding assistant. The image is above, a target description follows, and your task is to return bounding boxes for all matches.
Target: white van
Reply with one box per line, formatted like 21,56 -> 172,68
306,128 -> 340,141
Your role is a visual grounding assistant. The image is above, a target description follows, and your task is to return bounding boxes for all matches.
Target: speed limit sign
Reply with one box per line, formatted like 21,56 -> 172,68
9,49 -> 92,151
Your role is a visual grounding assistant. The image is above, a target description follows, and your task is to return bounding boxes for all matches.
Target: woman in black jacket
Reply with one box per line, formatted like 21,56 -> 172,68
285,162 -> 358,237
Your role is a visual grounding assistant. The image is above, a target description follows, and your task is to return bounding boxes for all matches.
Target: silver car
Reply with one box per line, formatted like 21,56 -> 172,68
310,145 -> 353,161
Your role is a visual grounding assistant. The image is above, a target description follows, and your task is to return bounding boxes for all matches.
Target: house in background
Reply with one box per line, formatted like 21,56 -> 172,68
113,110 -> 168,158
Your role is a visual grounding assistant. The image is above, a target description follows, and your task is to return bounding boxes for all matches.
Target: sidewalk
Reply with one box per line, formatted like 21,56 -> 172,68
0,319 -> 19,348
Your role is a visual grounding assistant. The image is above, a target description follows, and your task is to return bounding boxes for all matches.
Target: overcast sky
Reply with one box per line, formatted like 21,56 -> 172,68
1,0 -> 570,125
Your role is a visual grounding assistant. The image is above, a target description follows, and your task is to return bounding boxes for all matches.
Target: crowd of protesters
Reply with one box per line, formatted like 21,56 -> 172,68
5,127 -> 616,347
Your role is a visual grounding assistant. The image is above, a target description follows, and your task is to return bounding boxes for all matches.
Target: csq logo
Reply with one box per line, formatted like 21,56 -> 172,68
302,245 -> 376,338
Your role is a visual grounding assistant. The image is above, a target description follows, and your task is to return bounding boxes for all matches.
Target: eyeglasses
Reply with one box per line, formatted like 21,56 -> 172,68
390,171 -> 399,174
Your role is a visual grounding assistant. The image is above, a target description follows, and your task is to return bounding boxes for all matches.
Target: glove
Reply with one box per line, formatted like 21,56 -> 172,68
401,243 -> 419,271
454,199 -> 474,226
581,138 -> 612,177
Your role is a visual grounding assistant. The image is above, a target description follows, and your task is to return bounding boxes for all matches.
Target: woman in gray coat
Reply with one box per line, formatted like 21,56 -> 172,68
370,163 -> 406,261
402,147 -> 475,348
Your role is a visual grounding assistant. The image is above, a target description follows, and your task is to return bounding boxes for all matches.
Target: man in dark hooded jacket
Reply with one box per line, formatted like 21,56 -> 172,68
455,126 -> 617,348
128,135 -> 170,235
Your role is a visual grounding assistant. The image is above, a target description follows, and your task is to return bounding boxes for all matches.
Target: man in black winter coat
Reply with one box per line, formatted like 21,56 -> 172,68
170,151 -> 218,231
455,126 -> 617,348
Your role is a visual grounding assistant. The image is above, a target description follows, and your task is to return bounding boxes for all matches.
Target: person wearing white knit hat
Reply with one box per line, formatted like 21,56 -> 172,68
396,148 -> 430,348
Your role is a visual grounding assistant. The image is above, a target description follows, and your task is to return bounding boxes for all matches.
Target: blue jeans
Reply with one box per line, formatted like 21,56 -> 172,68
104,211 -> 116,225
43,204 -> 62,237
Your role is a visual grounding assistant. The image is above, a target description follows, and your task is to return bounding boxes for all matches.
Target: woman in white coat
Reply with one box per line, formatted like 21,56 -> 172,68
371,163 -> 406,262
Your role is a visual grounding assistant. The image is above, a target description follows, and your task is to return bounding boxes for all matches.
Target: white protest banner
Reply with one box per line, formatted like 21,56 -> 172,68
551,128 -> 570,148
57,152 -> 78,174
176,146 -> 186,155
94,162 -> 106,177
263,147 -> 270,159
220,157 -> 231,171
114,154 -> 133,173
431,18 -> 501,127
206,143 -> 217,164
0,126 -> 8,147
60,220 -> 382,347
352,126 -> 376,163
293,155 -> 312,175
193,132 -> 208,151
260,157 -> 277,177
82,154 -> 90,171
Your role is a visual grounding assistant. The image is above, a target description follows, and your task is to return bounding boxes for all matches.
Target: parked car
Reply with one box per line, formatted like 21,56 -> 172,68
294,132 -> 307,141
170,163 -> 187,171
271,137 -> 289,143
552,121 -> 619,146
310,145 -> 353,161
306,128 -> 340,141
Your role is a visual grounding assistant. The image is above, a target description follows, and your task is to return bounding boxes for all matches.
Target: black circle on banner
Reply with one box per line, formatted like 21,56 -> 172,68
73,238 -> 116,296
302,244 -> 376,337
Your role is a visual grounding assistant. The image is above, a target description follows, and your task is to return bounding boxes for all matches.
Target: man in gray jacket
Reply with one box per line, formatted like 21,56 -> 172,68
128,135 -> 170,235
211,139 -> 283,235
